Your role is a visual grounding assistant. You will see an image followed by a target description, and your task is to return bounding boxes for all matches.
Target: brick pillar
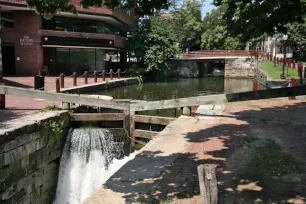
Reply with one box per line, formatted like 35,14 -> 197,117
14,11 -> 43,76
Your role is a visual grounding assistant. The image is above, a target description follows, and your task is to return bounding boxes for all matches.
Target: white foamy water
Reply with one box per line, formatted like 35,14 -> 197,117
54,128 -> 137,204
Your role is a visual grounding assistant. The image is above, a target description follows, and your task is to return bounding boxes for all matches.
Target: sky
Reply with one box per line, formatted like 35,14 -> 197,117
201,0 -> 216,18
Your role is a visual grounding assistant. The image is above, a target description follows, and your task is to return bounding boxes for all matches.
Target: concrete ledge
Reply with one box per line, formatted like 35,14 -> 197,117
60,78 -> 138,94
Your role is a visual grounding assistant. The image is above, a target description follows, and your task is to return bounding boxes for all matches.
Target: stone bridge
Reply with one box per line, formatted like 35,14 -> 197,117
179,50 -> 263,60
168,50 -> 264,78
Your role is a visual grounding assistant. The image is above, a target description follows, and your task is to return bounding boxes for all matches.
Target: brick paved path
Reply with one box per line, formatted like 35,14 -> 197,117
154,99 -> 306,204
0,76 -> 121,122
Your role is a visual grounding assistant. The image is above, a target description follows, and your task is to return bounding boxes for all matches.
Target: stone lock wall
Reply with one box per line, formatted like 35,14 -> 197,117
166,60 -> 200,78
0,112 -> 70,204
225,58 -> 256,78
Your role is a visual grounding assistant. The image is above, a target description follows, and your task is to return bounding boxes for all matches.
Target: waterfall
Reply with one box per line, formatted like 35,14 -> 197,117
54,128 -> 135,204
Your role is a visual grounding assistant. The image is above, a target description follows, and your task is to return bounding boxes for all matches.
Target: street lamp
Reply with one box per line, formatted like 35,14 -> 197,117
282,34 -> 288,78
272,37 -> 277,67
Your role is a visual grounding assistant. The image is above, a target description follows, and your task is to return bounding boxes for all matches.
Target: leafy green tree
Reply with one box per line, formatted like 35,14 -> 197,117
127,17 -> 179,74
213,0 -> 306,41
26,0 -> 170,19
172,0 -> 204,50
201,6 -> 244,50
286,17 -> 306,61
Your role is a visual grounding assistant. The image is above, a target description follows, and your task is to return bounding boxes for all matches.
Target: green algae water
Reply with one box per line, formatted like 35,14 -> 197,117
94,77 -> 260,101
92,77 -> 262,117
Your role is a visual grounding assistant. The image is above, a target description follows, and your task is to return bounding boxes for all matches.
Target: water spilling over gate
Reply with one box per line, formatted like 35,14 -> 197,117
54,128 -> 134,204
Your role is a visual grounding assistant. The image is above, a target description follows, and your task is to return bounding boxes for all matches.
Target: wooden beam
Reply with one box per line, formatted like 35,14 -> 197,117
134,129 -> 159,139
130,86 -> 306,111
0,86 -> 129,110
133,115 -> 175,126
71,113 -> 125,121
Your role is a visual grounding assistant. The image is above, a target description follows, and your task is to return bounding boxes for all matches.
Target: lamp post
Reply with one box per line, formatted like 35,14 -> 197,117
272,37 -> 277,67
282,34 -> 288,78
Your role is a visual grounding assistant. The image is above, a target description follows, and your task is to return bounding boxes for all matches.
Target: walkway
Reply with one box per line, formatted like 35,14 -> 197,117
84,98 -> 306,204
0,76 -> 128,122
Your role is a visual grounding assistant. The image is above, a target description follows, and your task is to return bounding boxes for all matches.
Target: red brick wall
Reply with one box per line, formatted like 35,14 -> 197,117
0,0 -> 137,25
14,11 -> 43,76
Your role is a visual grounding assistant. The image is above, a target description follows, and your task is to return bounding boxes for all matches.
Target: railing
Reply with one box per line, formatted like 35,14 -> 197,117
181,50 -> 264,59
56,69 -> 126,92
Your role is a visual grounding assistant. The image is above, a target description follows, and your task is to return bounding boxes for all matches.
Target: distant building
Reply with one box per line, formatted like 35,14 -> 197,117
0,0 -> 137,76
264,37 -> 293,59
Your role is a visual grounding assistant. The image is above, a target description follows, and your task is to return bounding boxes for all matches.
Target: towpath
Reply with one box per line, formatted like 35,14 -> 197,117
84,98 -> 306,204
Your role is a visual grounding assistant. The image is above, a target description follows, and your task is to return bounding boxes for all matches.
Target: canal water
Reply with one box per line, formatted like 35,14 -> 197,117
93,77 -> 261,101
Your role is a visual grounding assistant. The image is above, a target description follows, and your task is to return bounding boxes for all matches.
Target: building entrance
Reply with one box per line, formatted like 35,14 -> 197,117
2,46 -> 16,76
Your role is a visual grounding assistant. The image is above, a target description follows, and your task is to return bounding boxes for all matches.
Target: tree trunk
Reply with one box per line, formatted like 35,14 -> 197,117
197,164 -> 218,204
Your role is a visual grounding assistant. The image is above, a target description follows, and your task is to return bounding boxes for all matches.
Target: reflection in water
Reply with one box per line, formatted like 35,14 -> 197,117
94,77 -> 262,101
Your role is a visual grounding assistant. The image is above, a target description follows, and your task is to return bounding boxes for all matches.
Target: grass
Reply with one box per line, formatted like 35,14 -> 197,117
255,140 -> 300,177
261,60 -> 300,80
40,105 -> 60,112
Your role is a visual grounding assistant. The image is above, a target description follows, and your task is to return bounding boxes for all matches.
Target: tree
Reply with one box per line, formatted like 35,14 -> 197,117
201,6 -> 244,50
286,17 -> 306,61
172,0 -> 204,50
213,0 -> 306,41
127,17 -> 179,74
26,0 -> 170,19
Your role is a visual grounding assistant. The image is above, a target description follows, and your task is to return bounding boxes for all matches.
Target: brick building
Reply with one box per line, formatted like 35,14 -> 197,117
0,0 -> 137,76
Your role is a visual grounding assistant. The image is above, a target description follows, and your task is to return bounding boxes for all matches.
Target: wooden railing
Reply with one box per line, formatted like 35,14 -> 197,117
2,85 -> 306,149
181,50 -> 264,59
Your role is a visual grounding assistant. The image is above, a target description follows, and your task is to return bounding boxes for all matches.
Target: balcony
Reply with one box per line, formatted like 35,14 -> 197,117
0,0 -> 137,25
39,30 -> 126,49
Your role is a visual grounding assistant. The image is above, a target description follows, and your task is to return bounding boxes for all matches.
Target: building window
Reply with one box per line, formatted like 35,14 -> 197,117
0,12 -> 14,28
56,48 -> 105,74
47,17 -> 120,35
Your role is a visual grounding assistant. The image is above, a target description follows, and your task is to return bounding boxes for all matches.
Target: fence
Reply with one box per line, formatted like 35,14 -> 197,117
181,50 -> 264,59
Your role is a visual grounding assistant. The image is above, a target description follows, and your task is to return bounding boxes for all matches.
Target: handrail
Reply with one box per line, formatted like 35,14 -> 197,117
0,85 -> 129,110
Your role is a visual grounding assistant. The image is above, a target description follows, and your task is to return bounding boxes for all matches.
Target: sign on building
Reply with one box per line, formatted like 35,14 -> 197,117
20,36 -> 33,45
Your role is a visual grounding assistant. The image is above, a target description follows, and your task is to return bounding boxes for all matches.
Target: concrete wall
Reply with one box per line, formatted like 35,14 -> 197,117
0,111 -> 70,204
224,58 -> 256,78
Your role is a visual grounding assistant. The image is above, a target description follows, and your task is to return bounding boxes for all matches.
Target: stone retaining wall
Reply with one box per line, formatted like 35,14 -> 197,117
0,111 -> 70,204
225,58 -> 256,78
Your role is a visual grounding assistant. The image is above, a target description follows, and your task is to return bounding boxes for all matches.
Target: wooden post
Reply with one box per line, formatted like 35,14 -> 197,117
56,78 -> 60,93
62,102 -> 70,110
110,69 -> 113,80
130,111 -> 135,150
60,73 -> 64,88
0,81 -> 5,109
94,71 -> 98,83
73,72 -> 77,86
0,94 -> 5,109
118,69 -> 121,79
253,80 -> 258,91
84,71 -> 88,84
197,164 -> 218,204
289,78 -> 297,100
102,70 -> 106,81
